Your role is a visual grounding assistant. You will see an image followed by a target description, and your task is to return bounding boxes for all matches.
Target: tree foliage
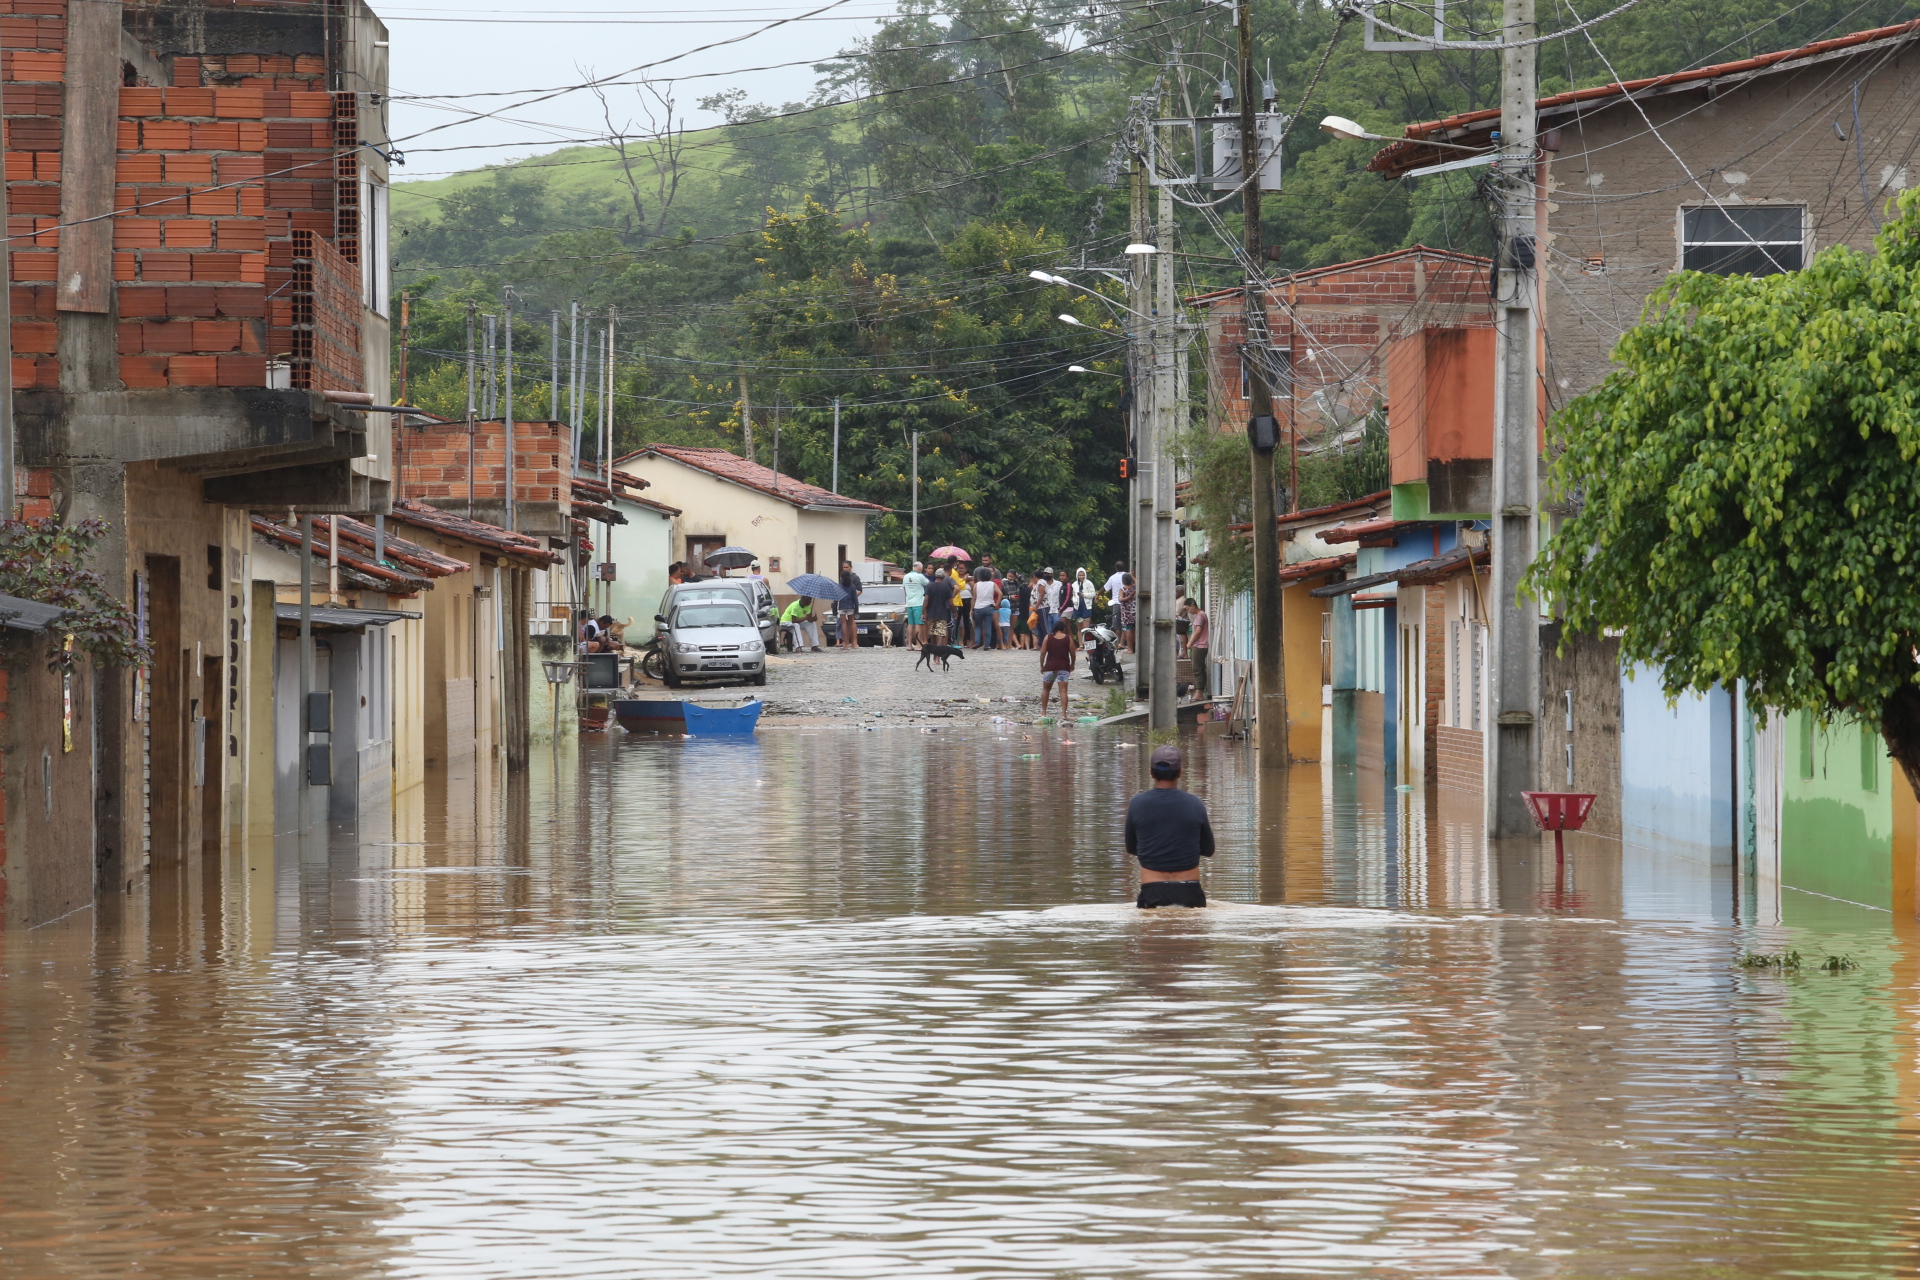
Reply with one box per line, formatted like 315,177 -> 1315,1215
1529,189 -> 1920,787
0,518 -> 151,670
734,202 -> 1128,568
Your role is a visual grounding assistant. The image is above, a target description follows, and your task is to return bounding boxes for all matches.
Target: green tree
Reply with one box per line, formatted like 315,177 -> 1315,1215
734,202 -> 1128,569
0,518 -> 151,670
1529,189 -> 1920,789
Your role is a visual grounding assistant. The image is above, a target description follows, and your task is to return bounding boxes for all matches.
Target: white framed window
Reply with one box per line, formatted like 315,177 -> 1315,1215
362,172 -> 391,316
1680,205 -> 1804,276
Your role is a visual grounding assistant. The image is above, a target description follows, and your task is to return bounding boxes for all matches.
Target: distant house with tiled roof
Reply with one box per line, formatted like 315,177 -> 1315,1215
615,446 -> 889,603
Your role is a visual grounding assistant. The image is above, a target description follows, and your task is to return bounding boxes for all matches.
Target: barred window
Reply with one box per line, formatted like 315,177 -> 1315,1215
1681,206 -> 1804,276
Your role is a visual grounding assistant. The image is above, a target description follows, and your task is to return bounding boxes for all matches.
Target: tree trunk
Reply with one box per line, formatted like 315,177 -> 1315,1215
1881,683 -> 1920,799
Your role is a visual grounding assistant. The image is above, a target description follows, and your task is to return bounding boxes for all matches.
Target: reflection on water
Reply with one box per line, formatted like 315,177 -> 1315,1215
3,726 -> 1918,1278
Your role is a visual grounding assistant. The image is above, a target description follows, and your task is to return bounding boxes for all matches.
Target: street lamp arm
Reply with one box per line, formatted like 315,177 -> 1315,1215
1319,114 -> 1489,154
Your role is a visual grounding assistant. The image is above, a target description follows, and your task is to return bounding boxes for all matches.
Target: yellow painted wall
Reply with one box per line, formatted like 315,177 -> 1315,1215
617,455 -> 871,585
390,615 -> 426,796
1283,583 -> 1329,761
246,579 -> 277,845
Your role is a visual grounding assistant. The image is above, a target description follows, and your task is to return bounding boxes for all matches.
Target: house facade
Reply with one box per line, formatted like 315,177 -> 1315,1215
614,446 -> 886,603
0,0 -> 395,926
1189,248 -> 1495,772
1367,17 -> 1920,913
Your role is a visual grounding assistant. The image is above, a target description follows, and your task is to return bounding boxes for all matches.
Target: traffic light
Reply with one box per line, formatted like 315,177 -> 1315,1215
1119,456 -> 1138,480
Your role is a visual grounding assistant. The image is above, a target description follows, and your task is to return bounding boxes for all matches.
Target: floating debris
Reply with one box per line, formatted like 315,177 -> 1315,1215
1738,950 -> 1859,972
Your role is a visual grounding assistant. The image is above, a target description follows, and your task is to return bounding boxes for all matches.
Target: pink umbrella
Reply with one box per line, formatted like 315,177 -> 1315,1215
930,545 -> 971,561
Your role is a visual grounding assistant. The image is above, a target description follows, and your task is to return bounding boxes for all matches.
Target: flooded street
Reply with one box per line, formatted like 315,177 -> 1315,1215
3,726 -> 1917,1278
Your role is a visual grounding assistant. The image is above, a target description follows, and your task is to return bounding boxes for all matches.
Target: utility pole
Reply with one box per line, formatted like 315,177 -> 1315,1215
1148,181 -> 1177,730
831,395 -> 841,493
569,301 -> 582,471
483,313 -> 497,419
549,309 -> 560,422
1240,0 -> 1289,767
1129,143 -> 1154,705
604,309 -> 618,614
504,289 -> 516,532
911,431 -> 919,564
465,300 -> 477,518
397,291 -> 411,485
603,308 -> 615,491
739,366 -> 755,464
1488,0 -> 1540,834
603,313 -> 617,615
398,292 -> 410,404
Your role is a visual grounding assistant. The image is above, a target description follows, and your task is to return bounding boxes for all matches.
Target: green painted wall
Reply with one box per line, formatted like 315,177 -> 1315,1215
1781,711 -> 1894,910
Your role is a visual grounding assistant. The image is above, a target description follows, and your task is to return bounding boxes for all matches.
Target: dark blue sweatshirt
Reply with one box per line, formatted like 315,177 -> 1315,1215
1124,787 -> 1215,873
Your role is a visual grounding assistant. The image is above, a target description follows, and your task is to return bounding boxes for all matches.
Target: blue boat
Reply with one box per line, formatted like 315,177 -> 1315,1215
682,701 -> 764,734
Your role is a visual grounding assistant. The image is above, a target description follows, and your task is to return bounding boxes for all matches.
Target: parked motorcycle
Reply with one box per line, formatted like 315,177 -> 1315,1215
1083,623 -> 1123,684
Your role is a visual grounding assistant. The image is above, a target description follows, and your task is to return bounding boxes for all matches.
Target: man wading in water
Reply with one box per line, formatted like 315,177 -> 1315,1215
1125,745 -> 1215,908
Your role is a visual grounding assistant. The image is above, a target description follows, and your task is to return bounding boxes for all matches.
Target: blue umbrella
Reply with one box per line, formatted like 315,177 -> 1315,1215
786,572 -> 851,602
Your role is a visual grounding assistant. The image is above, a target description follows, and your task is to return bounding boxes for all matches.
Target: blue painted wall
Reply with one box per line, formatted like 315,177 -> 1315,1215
1619,666 -> 1734,861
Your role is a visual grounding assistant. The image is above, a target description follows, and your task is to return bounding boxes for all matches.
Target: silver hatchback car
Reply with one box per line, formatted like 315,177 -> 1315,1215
655,594 -> 767,687
658,579 -> 778,649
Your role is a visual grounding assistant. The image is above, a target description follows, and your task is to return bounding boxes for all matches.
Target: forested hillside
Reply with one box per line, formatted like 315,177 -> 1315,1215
391,0 -> 1917,568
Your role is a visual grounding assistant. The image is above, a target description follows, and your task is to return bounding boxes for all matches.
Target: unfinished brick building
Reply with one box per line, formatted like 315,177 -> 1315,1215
1194,245 -> 1494,490
0,0 -> 393,927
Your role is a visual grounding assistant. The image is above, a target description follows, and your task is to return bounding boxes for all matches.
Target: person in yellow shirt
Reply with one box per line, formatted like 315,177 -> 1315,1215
951,564 -> 973,645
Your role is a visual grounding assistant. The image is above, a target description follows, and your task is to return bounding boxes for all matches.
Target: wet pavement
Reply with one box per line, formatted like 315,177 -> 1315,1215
644,644 -> 1123,726
2,724 -> 1917,1278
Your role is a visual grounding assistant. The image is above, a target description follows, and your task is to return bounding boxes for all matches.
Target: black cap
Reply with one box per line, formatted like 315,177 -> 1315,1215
1150,744 -> 1183,777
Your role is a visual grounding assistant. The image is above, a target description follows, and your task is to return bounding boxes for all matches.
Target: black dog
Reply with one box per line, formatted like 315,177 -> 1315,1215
916,643 -> 967,673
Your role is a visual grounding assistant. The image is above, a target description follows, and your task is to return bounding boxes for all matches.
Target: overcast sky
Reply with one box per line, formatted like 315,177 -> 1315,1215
382,2 -> 901,182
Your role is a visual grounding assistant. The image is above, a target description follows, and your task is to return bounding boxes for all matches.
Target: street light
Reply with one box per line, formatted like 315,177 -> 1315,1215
1027,269 -> 1070,285
1319,114 -> 1489,153
1123,243 -> 1157,255
1068,364 -> 1121,377
1058,313 -> 1089,327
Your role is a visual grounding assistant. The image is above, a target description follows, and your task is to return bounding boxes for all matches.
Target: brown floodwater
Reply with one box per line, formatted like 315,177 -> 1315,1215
2,724 -> 1918,1278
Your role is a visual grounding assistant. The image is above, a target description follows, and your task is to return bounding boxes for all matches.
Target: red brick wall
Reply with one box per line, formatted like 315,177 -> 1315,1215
5,18 -> 360,391
1207,251 -> 1493,433
17,465 -> 51,520
396,418 -> 572,505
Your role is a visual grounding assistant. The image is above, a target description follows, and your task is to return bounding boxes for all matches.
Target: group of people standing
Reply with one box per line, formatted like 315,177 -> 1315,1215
900,559 -> 1109,651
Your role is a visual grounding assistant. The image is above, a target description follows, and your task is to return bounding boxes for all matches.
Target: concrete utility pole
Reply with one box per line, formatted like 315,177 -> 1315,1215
569,300 -> 582,471
831,395 -> 841,493
549,309 -> 560,422
910,431 -> 919,564
1487,0 -> 1540,835
1239,0 -> 1288,767
483,314 -> 497,419
739,366 -> 754,464
1148,182 -> 1178,730
465,301 -> 477,518
504,289 -> 516,532
1129,147 -> 1154,704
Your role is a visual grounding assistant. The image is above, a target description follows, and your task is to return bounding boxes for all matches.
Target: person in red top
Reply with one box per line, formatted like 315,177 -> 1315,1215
1038,617 -> 1076,716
